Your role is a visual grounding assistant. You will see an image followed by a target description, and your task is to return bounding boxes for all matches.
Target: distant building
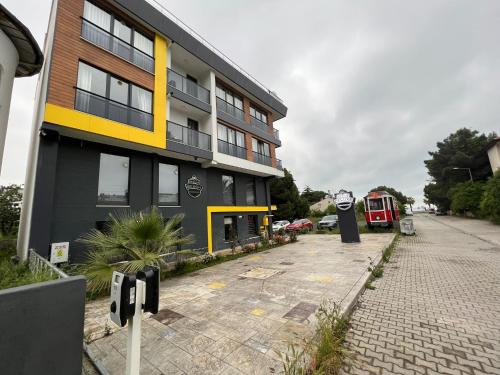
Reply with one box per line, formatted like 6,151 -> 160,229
310,195 -> 335,212
487,138 -> 500,173
0,4 -> 43,172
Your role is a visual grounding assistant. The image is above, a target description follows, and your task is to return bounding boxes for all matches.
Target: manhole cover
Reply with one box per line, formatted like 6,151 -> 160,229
239,267 -> 281,279
153,308 -> 184,326
280,261 -> 294,265
283,302 -> 318,323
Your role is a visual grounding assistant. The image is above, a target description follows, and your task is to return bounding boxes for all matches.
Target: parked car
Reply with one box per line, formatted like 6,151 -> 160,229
286,219 -> 314,232
317,215 -> 338,230
272,220 -> 290,232
435,209 -> 447,216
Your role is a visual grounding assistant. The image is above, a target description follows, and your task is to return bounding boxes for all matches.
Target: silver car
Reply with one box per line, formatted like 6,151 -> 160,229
317,215 -> 338,230
272,220 -> 290,232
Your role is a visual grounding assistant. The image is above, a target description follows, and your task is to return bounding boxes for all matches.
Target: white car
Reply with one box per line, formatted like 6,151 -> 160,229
272,220 -> 290,232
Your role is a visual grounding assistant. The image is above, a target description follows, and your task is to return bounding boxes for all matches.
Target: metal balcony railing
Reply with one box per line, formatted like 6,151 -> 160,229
250,116 -> 268,132
217,139 -> 247,159
167,69 -> 210,104
216,97 -> 245,122
75,88 -> 153,131
273,128 -> 280,140
253,152 -> 272,167
276,158 -> 283,170
167,121 -> 211,151
81,18 -> 154,73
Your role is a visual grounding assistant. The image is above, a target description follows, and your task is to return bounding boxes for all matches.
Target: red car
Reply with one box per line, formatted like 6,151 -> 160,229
286,219 -> 314,232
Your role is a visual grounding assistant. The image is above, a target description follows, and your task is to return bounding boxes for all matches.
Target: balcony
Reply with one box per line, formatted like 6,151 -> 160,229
81,18 -> 154,73
253,152 -> 272,167
75,88 -> 153,131
167,69 -> 211,113
250,116 -> 268,132
216,97 -> 244,122
276,159 -> 283,170
167,121 -> 212,160
217,139 -> 247,159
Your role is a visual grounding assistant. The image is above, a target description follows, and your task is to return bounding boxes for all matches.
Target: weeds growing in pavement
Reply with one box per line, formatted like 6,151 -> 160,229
282,300 -> 352,375
364,233 -> 400,290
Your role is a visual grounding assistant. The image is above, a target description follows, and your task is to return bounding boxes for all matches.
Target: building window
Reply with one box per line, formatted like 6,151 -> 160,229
97,153 -> 129,205
216,85 -> 243,110
246,179 -> 256,205
250,106 -> 267,124
248,215 -> 258,236
217,123 -> 246,159
222,175 -> 235,205
252,138 -> 272,166
224,216 -> 237,241
76,62 -> 153,131
159,163 -> 179,205
83,1 -> 111,32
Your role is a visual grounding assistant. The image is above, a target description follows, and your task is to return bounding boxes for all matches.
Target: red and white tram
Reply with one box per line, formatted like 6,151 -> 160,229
363,191 -> 400,228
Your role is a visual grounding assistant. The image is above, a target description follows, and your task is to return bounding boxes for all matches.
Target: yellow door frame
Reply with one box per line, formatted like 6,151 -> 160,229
206,205 -> 277,254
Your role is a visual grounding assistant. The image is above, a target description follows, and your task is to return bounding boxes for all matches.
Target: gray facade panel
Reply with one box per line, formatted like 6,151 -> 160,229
168,86 -> 212,113
0,276 -> 86,375
166,139 -> 213,160
114,0 -> 287,118
29,135 -> 269,261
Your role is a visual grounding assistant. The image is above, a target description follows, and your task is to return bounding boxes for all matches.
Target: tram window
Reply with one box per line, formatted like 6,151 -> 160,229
369,198 -> 384,211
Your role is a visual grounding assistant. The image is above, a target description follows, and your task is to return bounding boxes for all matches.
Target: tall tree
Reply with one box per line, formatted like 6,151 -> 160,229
424,128 -> 497,210
270,169 -> 309,220
301,186 -> 328,205
0,184 -> 23,235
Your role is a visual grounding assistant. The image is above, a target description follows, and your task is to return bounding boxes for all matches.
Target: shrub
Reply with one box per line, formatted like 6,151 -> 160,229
450,181 -> 485,216
310,209 -> 324,218
480,171 -> 500,224
242,243 -> 256,253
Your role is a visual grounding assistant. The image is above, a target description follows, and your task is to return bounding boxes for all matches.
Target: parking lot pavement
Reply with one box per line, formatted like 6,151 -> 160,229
343,215 -> 500,375
86,233 -> 394,375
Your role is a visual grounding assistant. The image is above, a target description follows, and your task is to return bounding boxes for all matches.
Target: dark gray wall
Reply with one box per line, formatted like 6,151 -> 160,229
0,276 -> 86,375
29,134 -> 270,261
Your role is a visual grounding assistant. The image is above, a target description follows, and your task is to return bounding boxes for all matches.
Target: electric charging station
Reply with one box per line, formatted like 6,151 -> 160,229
110,266 -> 159,375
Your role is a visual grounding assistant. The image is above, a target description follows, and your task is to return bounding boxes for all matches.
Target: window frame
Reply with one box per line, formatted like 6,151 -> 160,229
246,178 -> 256,205
83,0 -> 154,58
215,84 -> 243,109
224,216 -> 238,242
247,215 -> 259,236
158,162 -> 180,206
76,61 -> 154,115
96,153 -> 130,206
250,105 -> 268,124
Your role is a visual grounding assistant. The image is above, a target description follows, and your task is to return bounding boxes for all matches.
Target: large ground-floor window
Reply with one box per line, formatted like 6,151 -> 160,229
224,216 -> 237,241
159,163 -> 179,205
97,153 -> 129,205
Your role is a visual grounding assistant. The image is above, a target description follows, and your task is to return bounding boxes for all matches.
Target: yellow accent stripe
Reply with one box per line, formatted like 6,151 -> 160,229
43,34 -> 168,148
206,205 -> 277,254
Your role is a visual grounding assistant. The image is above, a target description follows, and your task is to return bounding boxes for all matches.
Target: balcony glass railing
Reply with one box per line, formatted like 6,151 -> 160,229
276,159 -> 283,170
253,152 -> 272,167
250,116 -> 268,132
75,88 -> 153,131
167,121 -> 212,151
217,139 -> 247,159
167,69 -> 210,104
273,128 -> 280,140
81,19 -> 154,73
216,97 -> 245,122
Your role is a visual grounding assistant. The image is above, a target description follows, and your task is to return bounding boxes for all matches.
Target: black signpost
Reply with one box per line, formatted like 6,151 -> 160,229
335,189 -> 361,243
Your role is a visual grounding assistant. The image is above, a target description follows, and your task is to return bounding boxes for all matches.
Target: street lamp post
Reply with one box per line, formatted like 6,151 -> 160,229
452,167 -> 473,182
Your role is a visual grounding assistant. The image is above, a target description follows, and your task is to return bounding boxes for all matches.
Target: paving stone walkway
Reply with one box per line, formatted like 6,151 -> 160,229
343,215 -> 500,375
85,233 -> 394,374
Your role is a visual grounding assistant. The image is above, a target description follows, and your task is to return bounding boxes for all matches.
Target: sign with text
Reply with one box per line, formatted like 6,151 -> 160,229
334,190 -> 360,243
50,242 -> 69,264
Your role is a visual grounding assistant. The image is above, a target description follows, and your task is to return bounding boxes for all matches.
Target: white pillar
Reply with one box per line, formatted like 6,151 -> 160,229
126,279 -> 146,375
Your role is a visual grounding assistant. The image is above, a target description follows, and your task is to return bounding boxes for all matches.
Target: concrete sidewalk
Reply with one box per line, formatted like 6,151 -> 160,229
86,233 -> 394,375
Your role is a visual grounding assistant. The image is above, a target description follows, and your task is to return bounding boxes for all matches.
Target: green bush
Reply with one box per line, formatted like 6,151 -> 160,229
480,171 -> 500,224
450,181 -> 485,216
324,204 -> 337,215
0,248 -> 55,290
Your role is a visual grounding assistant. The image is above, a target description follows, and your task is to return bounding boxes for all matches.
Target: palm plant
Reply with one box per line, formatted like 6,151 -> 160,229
78,208 -> 193,293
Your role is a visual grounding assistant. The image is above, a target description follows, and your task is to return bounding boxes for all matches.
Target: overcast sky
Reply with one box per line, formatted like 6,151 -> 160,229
2,0 -> 499,206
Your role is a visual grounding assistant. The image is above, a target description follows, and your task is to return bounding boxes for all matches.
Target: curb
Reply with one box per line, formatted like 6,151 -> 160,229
341,233 -> 398,319
83,342 -> 112,375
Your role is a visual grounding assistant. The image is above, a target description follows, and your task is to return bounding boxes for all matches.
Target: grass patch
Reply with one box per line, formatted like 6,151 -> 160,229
0,247 -> 56,290
282,300 -> 352,375
364,233 -> 400,291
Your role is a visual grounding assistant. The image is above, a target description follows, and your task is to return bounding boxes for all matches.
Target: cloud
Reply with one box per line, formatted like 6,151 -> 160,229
2,0 -> 499,207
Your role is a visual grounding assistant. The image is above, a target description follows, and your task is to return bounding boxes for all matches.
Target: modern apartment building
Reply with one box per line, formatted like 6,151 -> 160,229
17,0 -> 287,262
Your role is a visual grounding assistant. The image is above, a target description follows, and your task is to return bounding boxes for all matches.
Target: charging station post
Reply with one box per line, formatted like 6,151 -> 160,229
126,278 -> 145,375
